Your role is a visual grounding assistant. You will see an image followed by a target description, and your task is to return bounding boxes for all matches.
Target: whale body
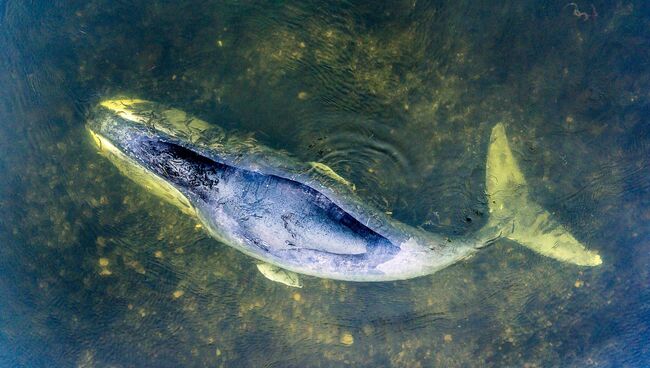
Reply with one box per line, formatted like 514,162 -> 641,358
87,99 -> 601,283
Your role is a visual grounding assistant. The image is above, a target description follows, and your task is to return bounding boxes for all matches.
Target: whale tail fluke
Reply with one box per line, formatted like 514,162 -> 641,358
482,123 -> 602,266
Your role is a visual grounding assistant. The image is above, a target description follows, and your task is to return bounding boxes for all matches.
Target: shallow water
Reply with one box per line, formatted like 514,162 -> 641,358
1,1 -> 649,367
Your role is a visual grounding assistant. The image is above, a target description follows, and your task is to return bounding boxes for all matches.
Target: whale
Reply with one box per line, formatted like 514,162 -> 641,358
87,98 -> 602,285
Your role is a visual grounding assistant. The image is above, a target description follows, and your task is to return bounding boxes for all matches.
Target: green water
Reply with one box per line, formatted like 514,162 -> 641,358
1,1 -> 649,367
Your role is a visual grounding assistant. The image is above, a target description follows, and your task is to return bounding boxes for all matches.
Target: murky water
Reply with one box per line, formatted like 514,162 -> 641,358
1,1 -> 649,367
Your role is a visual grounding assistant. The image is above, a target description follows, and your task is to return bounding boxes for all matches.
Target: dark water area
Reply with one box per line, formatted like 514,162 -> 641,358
1,1 -> 649,367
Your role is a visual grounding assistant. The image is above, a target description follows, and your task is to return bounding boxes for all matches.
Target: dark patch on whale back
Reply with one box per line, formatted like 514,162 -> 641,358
126,137 -> 398,259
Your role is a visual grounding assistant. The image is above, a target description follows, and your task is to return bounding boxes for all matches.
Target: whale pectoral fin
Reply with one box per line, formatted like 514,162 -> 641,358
308,162 -> 356,191
256,263 -> 303,288
484,123 -> 602,266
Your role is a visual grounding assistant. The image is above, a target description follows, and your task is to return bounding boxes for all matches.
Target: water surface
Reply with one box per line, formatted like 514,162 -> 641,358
1,1 -> 649,367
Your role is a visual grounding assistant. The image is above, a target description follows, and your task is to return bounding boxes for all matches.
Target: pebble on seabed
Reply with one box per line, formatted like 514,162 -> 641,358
173,290 -> 185,299
340,332 -> 354,346
98,258 -> 112,276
